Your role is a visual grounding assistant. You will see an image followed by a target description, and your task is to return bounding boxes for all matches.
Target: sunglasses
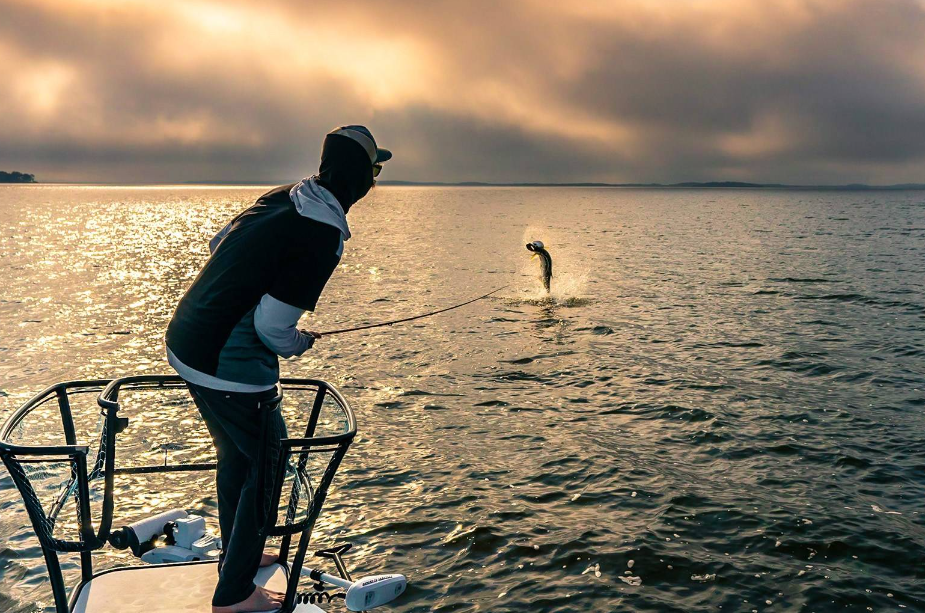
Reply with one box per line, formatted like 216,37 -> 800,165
373,163 -> 383,178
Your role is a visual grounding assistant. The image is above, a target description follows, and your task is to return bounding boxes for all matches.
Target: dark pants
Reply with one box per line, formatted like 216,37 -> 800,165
186,381 -> 286,607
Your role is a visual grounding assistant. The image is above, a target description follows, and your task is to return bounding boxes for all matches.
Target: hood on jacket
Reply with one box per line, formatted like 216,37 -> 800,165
289,177 -> 350,256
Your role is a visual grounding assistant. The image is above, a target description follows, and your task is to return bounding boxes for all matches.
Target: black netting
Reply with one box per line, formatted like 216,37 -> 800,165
271,388 -> 350,533
1,385 -> 108,551
278,387 -> 350,439
2,455 -> 92,552
279,448 -> 323,528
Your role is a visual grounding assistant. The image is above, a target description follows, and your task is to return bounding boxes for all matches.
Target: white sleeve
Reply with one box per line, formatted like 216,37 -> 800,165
253,294 -> 315,358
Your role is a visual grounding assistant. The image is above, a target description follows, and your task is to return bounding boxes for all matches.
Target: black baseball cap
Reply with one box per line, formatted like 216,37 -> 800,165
327,125 -> 392,165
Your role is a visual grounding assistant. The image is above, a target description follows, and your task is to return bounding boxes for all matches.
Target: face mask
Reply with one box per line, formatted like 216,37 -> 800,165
315,134 -> 374,213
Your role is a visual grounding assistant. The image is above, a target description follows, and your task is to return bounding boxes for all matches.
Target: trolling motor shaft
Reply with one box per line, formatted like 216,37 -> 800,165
526,240 -> 553,292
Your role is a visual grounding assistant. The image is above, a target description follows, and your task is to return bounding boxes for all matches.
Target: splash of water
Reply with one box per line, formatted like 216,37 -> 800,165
515,226 -> 591,306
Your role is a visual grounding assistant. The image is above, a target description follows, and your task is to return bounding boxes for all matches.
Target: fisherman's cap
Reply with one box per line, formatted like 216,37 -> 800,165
328,125 -> 392,165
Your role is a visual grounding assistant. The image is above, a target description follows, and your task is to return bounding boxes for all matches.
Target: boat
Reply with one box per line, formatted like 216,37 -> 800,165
0,374 -> 406,612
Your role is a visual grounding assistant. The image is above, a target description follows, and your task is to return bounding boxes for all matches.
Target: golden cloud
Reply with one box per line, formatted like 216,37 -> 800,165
1,0 -> 924,183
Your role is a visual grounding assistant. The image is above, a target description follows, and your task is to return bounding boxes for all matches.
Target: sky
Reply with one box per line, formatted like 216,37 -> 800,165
2,0 -> 925,184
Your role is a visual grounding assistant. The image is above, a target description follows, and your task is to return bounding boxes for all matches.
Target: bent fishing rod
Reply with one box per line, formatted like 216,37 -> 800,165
317,284 -> 509,336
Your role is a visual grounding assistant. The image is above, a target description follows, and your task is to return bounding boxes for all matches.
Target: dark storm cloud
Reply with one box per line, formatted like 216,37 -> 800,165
1,0 -> 924,183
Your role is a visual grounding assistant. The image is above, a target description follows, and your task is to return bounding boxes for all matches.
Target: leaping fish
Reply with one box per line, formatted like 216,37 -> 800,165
526,240 -> 552,292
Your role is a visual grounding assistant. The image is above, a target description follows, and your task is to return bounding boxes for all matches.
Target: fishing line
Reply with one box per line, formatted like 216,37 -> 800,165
318,284 -> 510,336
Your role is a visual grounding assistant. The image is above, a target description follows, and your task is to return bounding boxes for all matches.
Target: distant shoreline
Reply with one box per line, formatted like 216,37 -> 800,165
0,171 -> 36,184
6,179 -> 925,190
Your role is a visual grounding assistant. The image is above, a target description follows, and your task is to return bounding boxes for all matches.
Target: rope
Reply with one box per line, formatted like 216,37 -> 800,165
318,284 -> 509,336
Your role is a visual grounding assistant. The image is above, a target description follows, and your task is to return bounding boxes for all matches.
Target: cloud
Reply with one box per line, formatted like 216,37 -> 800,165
0,0 -> 924,183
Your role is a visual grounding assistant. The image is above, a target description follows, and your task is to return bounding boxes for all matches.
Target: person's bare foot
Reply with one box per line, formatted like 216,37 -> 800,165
259,552 -> 278,567
212,586 -> 284,613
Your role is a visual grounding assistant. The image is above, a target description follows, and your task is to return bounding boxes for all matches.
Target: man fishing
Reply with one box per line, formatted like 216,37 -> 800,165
164,126 -> 390,613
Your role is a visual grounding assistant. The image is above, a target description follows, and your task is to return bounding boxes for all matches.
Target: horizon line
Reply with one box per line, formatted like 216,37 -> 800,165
4,179 -> 925,190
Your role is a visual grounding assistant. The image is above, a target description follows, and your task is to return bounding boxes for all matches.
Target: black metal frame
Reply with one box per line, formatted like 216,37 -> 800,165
0,374 -> 357,613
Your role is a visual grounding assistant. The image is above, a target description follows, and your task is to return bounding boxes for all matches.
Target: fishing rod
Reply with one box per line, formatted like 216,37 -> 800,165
318,284 -> 509,336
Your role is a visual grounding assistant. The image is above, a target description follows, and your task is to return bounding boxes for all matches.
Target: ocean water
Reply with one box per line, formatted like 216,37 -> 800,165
0,184 -> 923,612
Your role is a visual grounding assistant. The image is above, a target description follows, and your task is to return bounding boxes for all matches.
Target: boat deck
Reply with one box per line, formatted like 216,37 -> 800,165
70,561 -> 324,613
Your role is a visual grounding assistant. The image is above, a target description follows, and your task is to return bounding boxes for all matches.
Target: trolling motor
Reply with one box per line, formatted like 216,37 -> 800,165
296,544 -> 407,611
526,240 -> 553,292
108,508 -> 221,563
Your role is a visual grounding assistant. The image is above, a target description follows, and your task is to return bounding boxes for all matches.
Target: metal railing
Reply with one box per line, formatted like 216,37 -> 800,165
0,374 -> 357,613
